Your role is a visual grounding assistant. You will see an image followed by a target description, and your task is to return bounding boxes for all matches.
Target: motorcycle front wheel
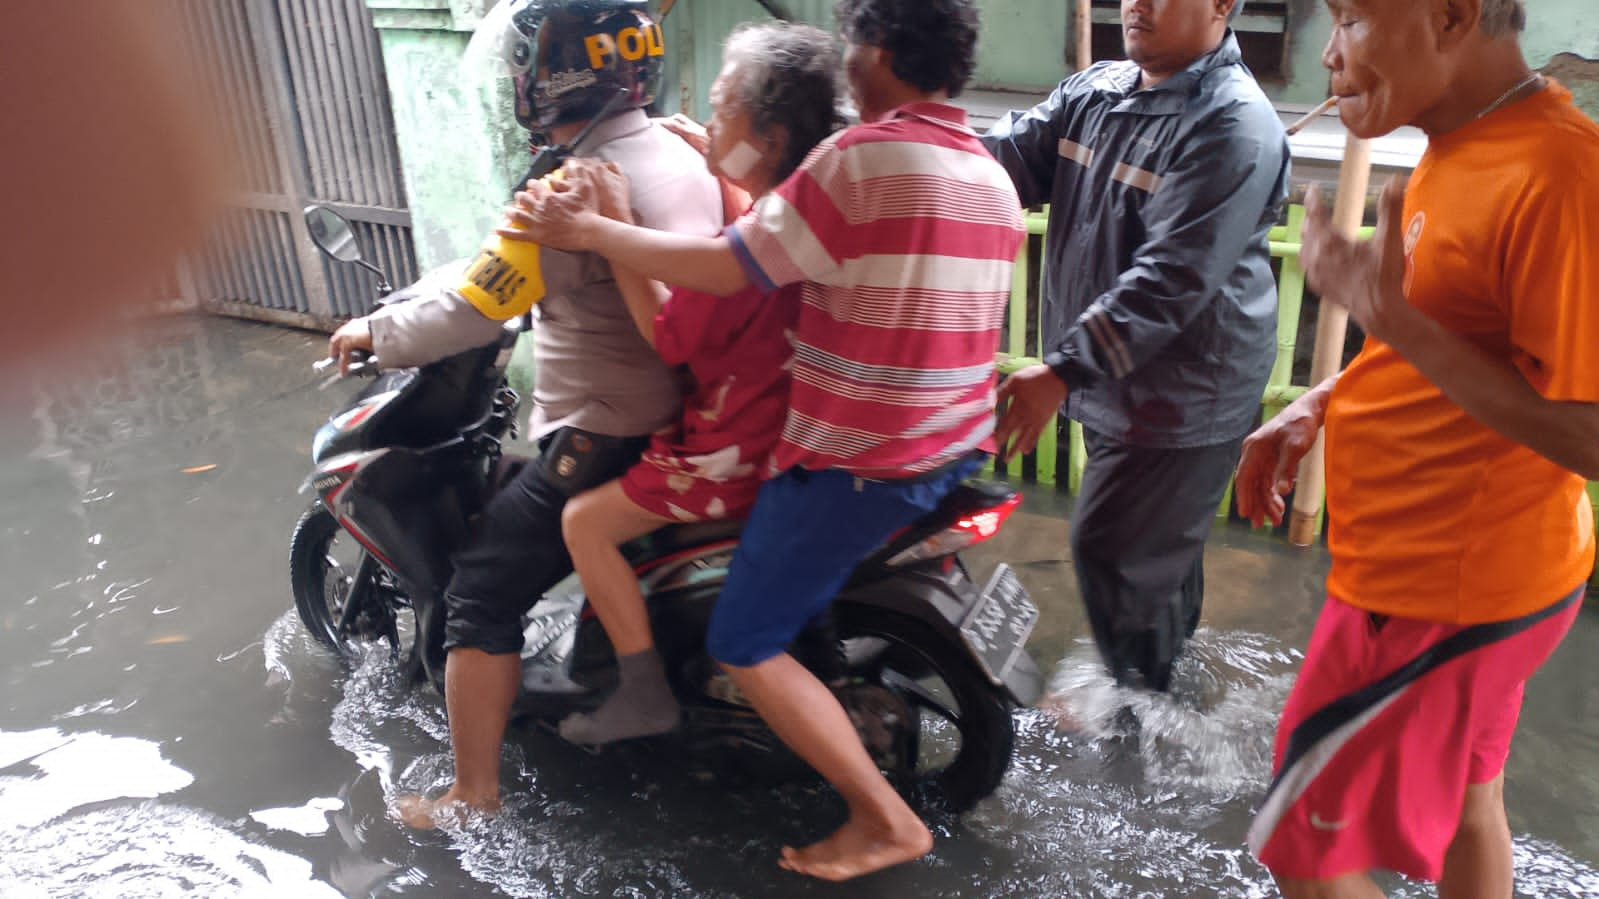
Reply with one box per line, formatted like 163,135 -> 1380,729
834,604 -> 1016,814
289,501 -> 410,661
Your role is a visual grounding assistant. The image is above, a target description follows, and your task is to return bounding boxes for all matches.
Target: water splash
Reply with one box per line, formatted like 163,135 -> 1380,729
1043,630 -> 1300,796
380,755 -> 750,899
957,631 -> 1599,899
1508,836 -> 1599,896
311,639 -> 768,898
267,615 -> 1599,898
327,645 -> 451,782
261,608 -> 332,683
0,804 -> 342,898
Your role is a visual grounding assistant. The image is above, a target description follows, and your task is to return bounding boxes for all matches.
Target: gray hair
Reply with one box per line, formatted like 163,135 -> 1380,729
720,21 -> 844,183
1479,0 -> 1527,35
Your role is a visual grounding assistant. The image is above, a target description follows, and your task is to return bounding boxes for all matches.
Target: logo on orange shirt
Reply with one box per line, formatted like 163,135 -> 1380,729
1403,211 -> 1425,296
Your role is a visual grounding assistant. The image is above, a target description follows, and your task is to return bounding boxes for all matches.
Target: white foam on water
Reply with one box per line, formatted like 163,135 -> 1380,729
248,796 -> 345,837
0,803 -> 343,898
0,728 -> 194,831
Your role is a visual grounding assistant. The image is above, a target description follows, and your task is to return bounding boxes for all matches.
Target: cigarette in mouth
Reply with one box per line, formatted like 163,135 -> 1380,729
1286,96 -> 1340,136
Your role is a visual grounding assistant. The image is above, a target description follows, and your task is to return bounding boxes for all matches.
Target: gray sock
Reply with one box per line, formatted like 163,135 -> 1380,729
558,648 -> 681,745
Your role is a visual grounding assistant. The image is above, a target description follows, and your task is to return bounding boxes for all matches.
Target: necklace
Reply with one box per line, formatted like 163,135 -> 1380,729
1475,71 -> 1545,120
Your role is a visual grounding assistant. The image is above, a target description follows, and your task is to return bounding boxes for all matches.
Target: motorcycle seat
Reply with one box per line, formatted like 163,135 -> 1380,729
646,518 -> 747,555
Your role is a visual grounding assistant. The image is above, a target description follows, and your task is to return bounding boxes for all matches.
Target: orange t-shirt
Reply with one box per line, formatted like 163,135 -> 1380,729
1323,82 -> 1599,624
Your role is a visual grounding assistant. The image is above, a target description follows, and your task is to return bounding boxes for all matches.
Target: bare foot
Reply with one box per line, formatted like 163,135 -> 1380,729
1039,691 -> 1083,731
392,789 -> 500,830
776,812 -> 933,881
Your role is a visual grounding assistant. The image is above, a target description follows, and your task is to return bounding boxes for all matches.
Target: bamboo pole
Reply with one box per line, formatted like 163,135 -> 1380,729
1288,134 -> 1372,546
1076,0 -> 1092,71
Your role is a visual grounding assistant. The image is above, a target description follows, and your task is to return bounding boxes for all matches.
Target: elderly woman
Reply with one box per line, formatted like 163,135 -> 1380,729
545,21 -> 841,745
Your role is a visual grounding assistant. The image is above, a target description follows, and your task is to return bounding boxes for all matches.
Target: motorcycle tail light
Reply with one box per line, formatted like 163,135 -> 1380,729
886,493 -> 1023,566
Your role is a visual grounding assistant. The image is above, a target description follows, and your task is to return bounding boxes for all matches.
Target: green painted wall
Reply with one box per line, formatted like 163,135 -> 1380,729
971,1 -> 1070,90
967,0 -> 1594,95
368,0 -> 531,391
665,2 -> 1338,112
669,0 -> 1596,120
1526,2 -> 1599,66
367,0 -> 1596,270
368,0 -> 525,270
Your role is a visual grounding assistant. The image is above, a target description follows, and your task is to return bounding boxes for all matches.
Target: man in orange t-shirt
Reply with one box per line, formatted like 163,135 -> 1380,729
1234,1 -> 1599,895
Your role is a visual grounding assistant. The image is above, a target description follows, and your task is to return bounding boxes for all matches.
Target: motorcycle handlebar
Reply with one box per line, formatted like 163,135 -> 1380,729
313,350 -> 378,378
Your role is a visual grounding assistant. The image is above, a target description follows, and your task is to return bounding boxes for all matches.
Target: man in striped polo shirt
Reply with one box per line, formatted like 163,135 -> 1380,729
501,0 -> 1022,879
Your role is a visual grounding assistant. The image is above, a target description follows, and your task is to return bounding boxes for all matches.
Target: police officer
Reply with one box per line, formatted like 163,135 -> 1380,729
357,0 -> 723,828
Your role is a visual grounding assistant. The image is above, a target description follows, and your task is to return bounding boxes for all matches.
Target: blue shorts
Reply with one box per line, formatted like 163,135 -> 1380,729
705,457 -> 982,667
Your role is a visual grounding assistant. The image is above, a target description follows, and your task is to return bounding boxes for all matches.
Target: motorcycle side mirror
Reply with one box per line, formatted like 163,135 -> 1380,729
305,205 -> 361,262
304,205 -> 394,295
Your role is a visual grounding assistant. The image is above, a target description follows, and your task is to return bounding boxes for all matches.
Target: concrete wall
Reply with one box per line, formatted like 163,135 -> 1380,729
1526,3 -> 1599,66
670,0 -> 1597,120
967,0 -> 1595,99
367,0 -> 526,270
369,0 -> 1596,266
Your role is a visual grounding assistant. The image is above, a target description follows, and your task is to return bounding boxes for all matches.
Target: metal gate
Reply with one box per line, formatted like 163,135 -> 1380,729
172,0 -> 418,329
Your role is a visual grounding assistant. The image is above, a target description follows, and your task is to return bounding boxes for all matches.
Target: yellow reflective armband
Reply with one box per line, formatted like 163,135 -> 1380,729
458,234 -> 546,320
457,169 -> 563,320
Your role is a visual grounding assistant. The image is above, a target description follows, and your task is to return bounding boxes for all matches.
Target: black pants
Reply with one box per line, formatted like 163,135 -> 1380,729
1070,427 -> 1244,692
443,428 -> 648,655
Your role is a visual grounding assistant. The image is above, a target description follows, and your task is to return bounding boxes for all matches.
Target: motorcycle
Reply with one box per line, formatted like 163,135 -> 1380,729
289,204 -> 1044,811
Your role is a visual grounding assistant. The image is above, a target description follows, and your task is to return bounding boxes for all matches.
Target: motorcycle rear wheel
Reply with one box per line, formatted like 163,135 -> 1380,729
289,501 -> 409,660
834,604 -> 1016,814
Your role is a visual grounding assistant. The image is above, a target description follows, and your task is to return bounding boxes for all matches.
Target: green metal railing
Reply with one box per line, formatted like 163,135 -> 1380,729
993,205 -> 1312,503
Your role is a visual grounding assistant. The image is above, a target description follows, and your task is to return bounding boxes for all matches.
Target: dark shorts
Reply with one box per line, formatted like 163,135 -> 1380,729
705,457 -> 981,667
443,429 -> 647,655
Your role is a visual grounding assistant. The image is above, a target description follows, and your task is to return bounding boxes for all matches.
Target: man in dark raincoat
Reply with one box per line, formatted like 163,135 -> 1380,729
984,0 -> 1288,692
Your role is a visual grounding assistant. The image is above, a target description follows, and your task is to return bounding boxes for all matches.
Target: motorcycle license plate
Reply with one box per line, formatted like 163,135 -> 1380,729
959,564 -> 1038,686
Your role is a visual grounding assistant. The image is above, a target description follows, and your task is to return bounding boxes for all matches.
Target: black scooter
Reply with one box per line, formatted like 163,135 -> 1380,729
288,205 -> 1043,811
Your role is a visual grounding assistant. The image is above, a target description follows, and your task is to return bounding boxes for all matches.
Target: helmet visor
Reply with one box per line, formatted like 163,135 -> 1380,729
464,0 -> 550,130
462,0 -> 539,85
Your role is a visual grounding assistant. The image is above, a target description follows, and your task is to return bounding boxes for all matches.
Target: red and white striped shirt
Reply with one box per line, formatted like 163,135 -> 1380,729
728,103 -> 1024,477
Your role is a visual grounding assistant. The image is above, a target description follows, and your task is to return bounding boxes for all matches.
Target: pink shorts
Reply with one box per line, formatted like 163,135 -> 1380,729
1248,587 -> 1583,882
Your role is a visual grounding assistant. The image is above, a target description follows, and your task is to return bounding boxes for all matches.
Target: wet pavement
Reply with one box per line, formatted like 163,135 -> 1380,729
2,314 -> 1596,898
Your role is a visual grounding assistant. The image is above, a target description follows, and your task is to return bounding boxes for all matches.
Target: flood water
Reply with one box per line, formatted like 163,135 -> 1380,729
2,315 -> 1596,898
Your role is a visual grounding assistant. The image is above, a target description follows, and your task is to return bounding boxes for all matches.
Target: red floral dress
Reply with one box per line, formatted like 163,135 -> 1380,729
618,282 -> 798,521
